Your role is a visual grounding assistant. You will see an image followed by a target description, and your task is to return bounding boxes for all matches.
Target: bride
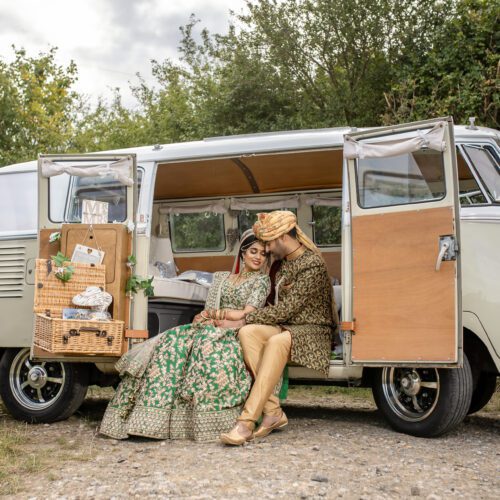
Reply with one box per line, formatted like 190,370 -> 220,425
100,230 -> 270,441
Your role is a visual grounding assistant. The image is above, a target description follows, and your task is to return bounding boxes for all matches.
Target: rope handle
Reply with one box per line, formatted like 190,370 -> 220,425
80,224 -> 103,252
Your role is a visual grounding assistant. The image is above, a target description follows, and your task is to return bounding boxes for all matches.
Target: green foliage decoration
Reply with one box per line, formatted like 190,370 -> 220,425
51,251 -> 74,283
125,254 -> 154,297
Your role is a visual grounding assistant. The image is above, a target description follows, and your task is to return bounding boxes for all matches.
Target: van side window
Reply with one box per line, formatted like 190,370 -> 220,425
0,171 -> 37,236
169,212 -> 225,252
356,150 -> 446,209
463,145 -> 500,203
456,147 -> 488,205
312,206 -> 342,246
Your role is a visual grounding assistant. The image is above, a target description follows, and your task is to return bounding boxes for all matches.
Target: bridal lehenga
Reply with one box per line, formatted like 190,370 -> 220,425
100,271 -> 270,441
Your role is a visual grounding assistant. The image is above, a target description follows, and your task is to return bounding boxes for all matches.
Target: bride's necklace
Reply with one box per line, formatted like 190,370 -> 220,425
233,268 -> 260,285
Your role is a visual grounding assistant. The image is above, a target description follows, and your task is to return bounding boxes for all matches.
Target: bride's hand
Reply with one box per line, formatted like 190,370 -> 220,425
215,319 -> 245,329
192,313 -> 203,324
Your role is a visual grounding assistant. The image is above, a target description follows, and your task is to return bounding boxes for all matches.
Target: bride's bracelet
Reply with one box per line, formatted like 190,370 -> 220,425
204,309 -> 227,321
200,311 -> 211,321
201,309 -> 227,321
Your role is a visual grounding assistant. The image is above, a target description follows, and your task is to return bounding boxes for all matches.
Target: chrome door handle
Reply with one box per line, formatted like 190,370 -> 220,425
435,235 -> 458,271
435,242 -> 450,271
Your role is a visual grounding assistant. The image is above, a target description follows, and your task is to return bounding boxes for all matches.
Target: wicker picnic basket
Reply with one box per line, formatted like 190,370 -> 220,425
33,259 -> 124,356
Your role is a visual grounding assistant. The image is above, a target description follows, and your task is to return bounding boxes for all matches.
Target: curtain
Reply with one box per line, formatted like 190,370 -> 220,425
344,121 -> 447,160
230,195 -> 299,211
41,158 -> 134,186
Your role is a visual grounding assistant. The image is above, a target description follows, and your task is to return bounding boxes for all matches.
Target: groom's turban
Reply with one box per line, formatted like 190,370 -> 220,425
252,210 -> 320,254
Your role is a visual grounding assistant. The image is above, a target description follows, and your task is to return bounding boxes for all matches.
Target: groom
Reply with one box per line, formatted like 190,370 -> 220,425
220,210 -> 335,445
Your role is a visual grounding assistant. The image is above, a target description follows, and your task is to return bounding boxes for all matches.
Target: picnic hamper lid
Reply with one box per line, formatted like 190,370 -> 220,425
34,259 -> 107,317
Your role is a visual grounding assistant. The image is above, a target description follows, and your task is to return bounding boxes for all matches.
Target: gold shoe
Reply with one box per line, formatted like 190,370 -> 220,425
220,424 -> 254,446
254,412 -> 288,439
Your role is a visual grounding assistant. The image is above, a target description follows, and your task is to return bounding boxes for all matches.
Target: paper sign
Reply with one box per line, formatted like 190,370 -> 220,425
71,244 -> 105,265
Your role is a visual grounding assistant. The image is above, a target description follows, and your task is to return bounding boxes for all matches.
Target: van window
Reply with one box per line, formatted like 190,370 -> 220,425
170,212 -> 225,252
356,150 -> 446,209
238,208 -> 297,236
0,171 -> 37,236
456,147 -> 488,205
49,170 -> 142,222
463,145 -> 500,202
312,206 -> 342,246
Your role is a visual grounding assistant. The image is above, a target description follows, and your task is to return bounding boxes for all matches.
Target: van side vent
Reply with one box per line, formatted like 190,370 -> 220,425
0,244 -> 26,298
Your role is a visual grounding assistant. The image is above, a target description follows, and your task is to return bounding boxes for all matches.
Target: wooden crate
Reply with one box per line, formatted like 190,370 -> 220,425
34,314 -> 124,356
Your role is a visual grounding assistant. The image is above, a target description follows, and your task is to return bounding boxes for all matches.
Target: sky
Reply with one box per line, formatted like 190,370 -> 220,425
0,0 -> 247,108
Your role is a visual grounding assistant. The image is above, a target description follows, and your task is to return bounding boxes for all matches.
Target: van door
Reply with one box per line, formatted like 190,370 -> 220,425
36,154 -> 138,355
343,117 -> 461,366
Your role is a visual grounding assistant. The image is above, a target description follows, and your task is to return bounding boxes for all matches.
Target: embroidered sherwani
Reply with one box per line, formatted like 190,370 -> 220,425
246,250 -> 333,375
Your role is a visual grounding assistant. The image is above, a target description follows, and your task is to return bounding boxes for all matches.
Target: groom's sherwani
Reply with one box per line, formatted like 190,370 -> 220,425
246,249 -> 334,375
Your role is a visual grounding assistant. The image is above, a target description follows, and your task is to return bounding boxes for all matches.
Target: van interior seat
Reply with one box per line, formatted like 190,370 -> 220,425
148,236 -> 209,303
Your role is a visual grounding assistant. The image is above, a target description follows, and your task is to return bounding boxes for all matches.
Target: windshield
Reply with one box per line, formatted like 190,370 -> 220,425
463,145 -> 500,202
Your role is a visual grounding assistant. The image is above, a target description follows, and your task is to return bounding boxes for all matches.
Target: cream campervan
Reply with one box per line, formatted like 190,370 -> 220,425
0,117 -> 498,437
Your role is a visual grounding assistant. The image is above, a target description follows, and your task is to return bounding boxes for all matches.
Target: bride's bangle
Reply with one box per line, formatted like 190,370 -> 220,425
200,311 -> 211,321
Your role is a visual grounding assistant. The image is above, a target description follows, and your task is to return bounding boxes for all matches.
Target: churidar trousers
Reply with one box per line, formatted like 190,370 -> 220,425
237,324 -> 291,428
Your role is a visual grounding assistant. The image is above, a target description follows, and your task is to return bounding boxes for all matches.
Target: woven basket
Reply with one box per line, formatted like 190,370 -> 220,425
34,259 -> 106,317
34,314 -> 124,356
33,258 -> 123,356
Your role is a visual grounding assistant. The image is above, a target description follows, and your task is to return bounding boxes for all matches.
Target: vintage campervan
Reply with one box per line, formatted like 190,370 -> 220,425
0,117 -> 498,437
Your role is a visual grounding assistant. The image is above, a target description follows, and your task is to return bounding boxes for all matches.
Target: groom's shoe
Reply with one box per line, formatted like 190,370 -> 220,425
254,411 -> 288,439
220,422 -> 254,446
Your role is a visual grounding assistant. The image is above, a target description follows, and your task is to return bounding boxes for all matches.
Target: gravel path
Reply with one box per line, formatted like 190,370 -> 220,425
1,389 -> 499,499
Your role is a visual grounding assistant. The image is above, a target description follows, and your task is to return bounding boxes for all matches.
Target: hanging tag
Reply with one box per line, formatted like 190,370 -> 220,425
71,244 -> 105,264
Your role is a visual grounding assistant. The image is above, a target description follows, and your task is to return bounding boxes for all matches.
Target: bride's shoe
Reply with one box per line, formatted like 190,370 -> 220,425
254,411 -> 288,439
220,422 -> 254,446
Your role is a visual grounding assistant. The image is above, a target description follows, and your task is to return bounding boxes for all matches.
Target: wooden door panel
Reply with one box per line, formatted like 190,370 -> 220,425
351,207 -> 457,362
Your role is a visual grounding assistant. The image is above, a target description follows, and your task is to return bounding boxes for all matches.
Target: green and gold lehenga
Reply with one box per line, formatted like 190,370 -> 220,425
100,271 -> 270,442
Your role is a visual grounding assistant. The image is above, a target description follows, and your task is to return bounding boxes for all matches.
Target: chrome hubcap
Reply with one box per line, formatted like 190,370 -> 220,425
382,367 -> 440,422
9,348 -> 66,411
28,366 -> 48,389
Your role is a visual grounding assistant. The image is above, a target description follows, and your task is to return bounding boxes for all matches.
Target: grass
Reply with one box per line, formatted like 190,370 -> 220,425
288,384 -> 374,401
0,420 -> 45,495
0,401 -> 96,495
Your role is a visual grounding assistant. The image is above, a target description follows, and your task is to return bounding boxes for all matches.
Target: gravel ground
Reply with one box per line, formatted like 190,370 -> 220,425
1,387 -> 499,499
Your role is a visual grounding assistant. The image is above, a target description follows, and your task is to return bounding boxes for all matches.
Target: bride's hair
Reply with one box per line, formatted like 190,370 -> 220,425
238,231 -> 265,259
232,229 -> 268,274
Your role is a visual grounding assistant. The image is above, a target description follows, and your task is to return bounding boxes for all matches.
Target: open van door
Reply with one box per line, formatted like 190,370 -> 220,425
343,118 -> 461,366
35,153 -> 138,360
342,118 -> 470,437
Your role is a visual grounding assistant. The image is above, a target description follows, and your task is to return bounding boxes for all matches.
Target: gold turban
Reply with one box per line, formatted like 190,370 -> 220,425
252,210 -> 320,254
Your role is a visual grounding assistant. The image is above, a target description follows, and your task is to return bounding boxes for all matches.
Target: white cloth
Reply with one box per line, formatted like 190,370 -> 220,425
41,158 -> 134,186
344,121 -> 447,160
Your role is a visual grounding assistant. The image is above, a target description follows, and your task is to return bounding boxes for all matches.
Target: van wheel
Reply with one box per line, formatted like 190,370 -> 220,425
372,355 -> 473,437
0,348 -> 89,423
467,372 -> 498,415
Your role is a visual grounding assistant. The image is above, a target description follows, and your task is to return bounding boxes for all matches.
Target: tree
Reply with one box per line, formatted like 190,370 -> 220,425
383,0 -> 499,128
0,47 -> 79,166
